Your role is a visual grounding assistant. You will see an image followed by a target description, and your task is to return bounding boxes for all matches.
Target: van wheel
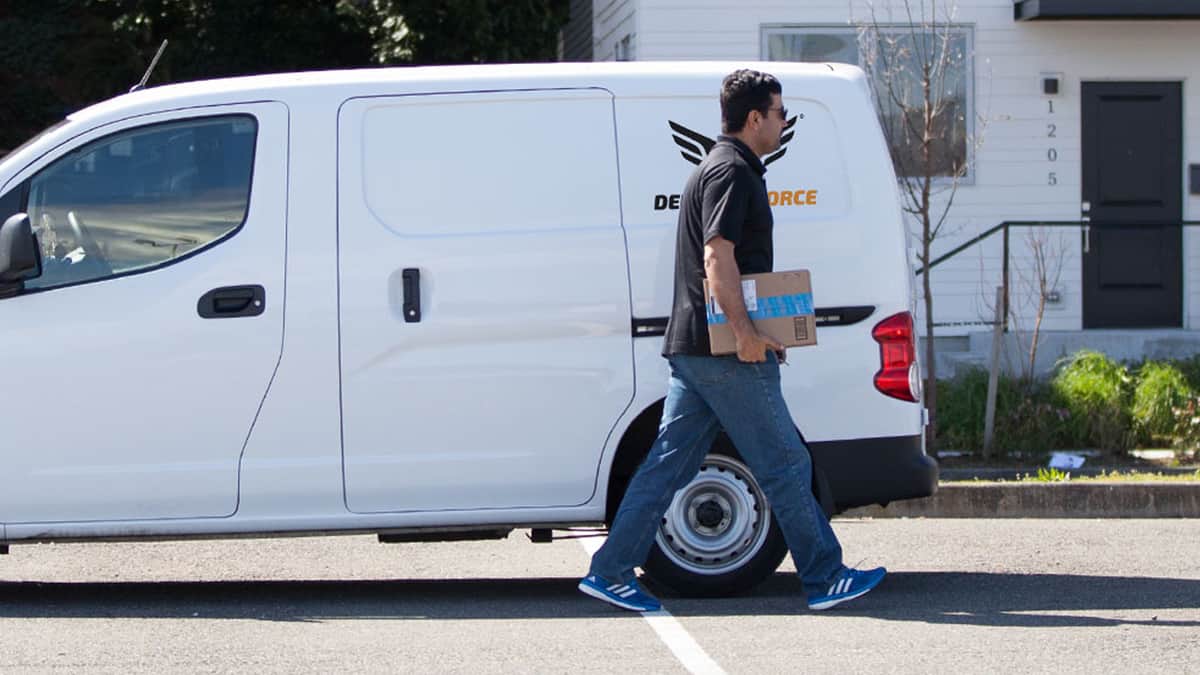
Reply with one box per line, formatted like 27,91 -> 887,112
643,452 -> 788,597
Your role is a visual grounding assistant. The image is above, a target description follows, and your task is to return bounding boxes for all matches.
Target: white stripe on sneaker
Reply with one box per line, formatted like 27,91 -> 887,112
838,578 -> 851,595
618,589 -> 637,598
578,580 -> 654,612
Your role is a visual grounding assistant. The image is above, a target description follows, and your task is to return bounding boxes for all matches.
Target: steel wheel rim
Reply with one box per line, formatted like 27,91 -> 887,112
655,454 -> 771,575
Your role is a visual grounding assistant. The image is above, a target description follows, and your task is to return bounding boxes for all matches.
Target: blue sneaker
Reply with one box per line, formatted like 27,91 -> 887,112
578,574 -> 662,612
807,566 -> 887,610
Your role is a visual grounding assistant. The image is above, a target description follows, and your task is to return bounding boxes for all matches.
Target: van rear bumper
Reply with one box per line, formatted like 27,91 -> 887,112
808,434 -> 938,512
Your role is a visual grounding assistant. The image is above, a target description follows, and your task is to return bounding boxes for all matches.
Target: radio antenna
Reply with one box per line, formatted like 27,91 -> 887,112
130,39 -> 169,93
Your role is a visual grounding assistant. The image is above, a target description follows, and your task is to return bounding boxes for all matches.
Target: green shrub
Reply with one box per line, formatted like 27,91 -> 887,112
935,367 -> 991,451
1132,361 -> 1193,443
993,383 -> 1071,455
935,350 -> 1200,455
1170,396 -> 1200,458
1050,349 -> 1133,452
1171,354 -> 1200,393
936,367 -> 1068,456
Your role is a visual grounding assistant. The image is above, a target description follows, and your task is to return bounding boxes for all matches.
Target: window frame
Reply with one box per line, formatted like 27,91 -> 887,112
0,180 -> 26,224
6,113 -> 259,296
761,23 -> 976,184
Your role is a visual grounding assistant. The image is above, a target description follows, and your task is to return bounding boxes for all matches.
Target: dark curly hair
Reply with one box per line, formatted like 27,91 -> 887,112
720,69 -> 782,134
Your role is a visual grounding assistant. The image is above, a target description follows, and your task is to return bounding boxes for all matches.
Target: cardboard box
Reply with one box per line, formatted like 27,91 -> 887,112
704,269 -> 816,356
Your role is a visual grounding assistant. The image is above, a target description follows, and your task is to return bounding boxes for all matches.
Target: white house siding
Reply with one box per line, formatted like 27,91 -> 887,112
594,0 -> 639,61
621,0 -> 1200,336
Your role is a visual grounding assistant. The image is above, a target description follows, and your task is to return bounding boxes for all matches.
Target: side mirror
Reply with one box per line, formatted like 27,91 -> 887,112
0,213 -> 42,296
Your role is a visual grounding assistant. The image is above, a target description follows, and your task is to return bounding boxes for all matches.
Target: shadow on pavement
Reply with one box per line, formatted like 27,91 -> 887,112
710,571 -> 1200,628
0,572 -> 1196,626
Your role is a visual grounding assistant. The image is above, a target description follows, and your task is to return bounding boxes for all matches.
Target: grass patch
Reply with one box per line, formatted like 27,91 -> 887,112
1056,469 -> 1200,482
1029,467 -> 1070,482
936,348 -> 1200,457
948,469 -> 1200,483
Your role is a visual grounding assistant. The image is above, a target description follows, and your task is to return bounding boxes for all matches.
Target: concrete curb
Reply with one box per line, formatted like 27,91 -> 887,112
842,482 -> 1200,518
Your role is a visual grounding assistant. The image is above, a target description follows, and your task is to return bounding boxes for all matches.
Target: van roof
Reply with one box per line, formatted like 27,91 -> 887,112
70,61 -> 868,125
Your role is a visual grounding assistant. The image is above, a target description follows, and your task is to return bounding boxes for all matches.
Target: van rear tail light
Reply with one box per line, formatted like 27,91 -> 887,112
872,311 -> 919,402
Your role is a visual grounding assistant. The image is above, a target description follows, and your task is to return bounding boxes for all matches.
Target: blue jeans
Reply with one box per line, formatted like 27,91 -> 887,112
588,353 -> 844,598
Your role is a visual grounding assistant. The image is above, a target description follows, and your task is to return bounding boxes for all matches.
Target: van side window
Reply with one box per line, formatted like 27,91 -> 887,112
0,184 -> 21,224
24,115 -> 257,290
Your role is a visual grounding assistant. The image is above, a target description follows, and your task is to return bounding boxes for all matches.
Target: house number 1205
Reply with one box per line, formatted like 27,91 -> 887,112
1047,100 -> 1057,185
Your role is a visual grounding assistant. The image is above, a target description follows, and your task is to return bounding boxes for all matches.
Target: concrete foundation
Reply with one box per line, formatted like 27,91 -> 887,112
844,482 -> 1200,518
923,330 -> 1200,381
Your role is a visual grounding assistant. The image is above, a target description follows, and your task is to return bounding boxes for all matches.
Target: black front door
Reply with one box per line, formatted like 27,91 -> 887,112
1081,82 -> 1182,328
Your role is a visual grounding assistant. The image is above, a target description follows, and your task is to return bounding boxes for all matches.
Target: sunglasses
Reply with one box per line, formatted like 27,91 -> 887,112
764,106 -> 789,120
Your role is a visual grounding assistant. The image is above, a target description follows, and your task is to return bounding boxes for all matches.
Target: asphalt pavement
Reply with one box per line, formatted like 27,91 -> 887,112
1,519 -> 1198,673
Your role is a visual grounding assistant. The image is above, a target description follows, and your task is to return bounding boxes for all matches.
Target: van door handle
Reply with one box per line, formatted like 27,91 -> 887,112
198,285 -> 265,318
402,268 -> 421,322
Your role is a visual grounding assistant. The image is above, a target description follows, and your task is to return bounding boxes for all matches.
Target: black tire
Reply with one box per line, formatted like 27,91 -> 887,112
642,447 -> 790,597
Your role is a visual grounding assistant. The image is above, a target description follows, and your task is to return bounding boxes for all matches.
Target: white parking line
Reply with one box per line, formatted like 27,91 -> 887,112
579,537 -> 728,675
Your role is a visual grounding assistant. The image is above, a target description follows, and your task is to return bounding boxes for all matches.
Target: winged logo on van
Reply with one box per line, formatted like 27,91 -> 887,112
668,116 -> 799,167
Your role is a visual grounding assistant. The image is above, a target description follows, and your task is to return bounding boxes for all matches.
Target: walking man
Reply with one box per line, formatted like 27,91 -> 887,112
579,69 -> 885,612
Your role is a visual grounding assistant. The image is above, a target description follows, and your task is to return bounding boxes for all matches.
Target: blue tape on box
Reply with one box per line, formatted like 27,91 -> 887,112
706,292 -> 814,325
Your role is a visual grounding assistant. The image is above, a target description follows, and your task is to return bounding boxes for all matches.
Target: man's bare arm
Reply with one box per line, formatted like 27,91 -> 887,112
704,236 -> 783,363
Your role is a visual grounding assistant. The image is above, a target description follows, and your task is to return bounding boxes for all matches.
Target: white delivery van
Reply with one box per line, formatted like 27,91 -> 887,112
0,62 -> 936,595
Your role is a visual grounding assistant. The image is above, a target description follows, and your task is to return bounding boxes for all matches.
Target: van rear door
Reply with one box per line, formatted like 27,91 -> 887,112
337,88 -> 633,513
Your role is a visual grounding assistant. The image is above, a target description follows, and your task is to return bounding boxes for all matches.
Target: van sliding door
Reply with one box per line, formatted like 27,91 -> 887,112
336,89 -> 633,513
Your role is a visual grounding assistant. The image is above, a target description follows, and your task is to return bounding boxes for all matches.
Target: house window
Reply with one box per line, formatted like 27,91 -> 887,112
763,25 -> 973,181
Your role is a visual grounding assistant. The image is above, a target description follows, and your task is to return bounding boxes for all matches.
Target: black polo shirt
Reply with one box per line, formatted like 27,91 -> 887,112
662,136 -> 774,357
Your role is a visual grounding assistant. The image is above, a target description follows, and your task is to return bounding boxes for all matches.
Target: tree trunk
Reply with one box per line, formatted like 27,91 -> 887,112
923,234 -> 938,448
920,60 -> 937,449
1028,295 -> 1045,384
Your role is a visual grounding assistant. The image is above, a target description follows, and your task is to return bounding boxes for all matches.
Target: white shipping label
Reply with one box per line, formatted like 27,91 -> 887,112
711,280 -> 758,316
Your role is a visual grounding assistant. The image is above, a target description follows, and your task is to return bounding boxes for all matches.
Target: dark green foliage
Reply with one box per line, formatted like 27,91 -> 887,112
1170,354 -> 1200,393
374,0 -> 571,64
98,0 -> 380,83
993,382 -> 1071,455
936,367 -> 998,451
1170,396 -> 1200,457
938,350 -> 1200,455
1131,361 -> 1192,444
936,368 -> 1070,456
1050,349 -> 1133,452
0,0 -> 570,151
0,0 -> 141,151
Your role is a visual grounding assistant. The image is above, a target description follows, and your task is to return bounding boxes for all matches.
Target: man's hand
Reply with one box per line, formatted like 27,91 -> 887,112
734,329 -> 784,363
705,236 -> 786,363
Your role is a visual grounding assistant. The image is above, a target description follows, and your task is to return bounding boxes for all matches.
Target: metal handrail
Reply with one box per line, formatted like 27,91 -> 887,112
914,220 -> 1200,329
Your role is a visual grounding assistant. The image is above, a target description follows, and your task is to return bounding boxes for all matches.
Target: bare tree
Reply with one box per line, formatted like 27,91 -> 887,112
979,227 -> 1069,384
853,0 -> 984,446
